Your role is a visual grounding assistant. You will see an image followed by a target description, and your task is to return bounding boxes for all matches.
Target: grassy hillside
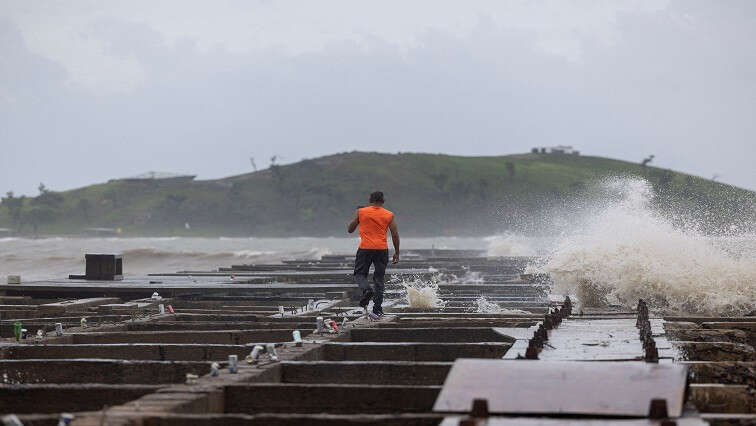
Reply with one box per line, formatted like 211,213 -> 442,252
1,152 -> 754,236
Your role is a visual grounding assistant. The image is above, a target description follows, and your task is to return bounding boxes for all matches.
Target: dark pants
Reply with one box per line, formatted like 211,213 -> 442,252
353,248 -> 388,310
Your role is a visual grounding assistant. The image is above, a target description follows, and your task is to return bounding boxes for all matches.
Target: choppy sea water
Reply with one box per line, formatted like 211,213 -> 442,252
0,236 -> 503,281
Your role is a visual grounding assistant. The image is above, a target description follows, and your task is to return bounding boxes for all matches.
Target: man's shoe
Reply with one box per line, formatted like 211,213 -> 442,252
372,308 -> 385,317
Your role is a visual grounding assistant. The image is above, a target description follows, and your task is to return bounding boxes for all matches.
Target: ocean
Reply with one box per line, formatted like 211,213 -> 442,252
2,178 -> 754,316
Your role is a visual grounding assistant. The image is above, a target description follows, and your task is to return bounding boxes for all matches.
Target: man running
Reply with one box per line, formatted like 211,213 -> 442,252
347,191 -> 400,317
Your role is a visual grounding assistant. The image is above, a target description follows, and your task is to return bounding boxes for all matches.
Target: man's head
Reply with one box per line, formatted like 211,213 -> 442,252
369,191 -> 385,205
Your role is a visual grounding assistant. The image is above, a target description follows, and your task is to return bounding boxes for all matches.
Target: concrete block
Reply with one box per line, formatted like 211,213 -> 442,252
280,361 -> 451,386
689,383 -> 755,414
225,383 -> 440,414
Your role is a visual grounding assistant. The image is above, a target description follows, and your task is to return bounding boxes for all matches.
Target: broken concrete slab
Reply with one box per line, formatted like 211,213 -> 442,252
433,360 -> 688,417
682,361 -> 756,387
688,383 -> 755,414
673,342 -> 755,361
667,329 -> 749,345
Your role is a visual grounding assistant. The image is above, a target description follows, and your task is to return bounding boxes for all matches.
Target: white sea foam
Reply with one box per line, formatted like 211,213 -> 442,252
536,177 -> 756,316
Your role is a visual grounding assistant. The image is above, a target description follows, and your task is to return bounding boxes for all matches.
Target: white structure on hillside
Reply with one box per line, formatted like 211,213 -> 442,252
531,145 -> 580,155
110,171 -> 196,184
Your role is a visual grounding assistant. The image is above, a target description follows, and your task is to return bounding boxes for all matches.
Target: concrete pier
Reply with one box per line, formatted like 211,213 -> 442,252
0,249 -> 753,425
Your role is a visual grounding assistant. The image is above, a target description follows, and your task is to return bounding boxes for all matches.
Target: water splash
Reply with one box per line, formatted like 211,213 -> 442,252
390,273 -> 446,309
475,296 -> 501,313
474,296 -> 532,314
406,284 -> 445,309
537,177 -> 756,316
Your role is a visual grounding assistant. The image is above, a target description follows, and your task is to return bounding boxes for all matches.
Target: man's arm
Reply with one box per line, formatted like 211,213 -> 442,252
347,210 -> 359,233
389,218 -> 400,263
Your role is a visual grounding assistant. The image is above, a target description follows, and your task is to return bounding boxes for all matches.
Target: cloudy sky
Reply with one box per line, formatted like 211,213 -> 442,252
1,0 -> 754,195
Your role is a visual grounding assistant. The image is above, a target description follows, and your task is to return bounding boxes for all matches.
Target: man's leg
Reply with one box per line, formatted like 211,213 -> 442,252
353,249 -> 373,307
371,249 -> 389,314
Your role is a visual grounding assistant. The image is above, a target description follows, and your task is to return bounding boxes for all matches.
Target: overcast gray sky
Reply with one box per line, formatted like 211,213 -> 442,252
1,0 -> 754,196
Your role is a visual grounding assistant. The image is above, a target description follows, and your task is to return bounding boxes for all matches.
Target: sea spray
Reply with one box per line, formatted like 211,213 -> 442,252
390,272 -> 446,309
536,177 -> 756,316
447,270 -> 484,284
485,233 -> 538,256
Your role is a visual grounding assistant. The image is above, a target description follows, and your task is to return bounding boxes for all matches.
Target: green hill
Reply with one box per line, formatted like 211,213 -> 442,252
1,152 -> 754,236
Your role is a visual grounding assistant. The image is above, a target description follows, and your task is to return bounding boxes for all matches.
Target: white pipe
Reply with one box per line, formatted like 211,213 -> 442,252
266,343 -> 279,361
247,345 -> 264,364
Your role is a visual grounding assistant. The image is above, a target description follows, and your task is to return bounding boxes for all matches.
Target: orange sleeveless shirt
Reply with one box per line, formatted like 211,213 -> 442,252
358,206 -> 394,250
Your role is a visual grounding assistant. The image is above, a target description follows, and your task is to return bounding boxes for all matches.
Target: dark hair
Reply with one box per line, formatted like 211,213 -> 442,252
369,191 -> 384,203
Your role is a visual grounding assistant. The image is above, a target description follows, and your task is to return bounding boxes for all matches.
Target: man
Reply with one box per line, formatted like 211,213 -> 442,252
347,191 -> 400,317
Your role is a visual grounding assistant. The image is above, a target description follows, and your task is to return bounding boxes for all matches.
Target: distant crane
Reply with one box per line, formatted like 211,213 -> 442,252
641,155 -> 655,167
250,157 -> 257,172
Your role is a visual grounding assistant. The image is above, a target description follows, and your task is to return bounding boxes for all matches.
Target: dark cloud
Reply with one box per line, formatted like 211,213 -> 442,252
1,1 -> 754,196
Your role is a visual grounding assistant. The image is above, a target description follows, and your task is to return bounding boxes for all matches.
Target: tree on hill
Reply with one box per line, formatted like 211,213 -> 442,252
26,205 -> 56,236
24,183 -> 64,235
77,198 -> 91,222
1,191 -> 25,231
